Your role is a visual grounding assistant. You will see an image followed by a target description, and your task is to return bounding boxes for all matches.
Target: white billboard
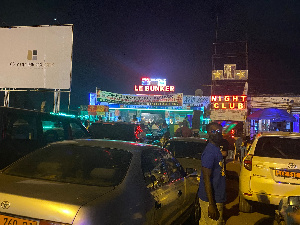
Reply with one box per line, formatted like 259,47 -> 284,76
0,25 -> 73,89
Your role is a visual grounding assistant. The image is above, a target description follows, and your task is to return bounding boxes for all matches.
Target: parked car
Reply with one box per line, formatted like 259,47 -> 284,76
164,137 -> 207,174
0,139 -> 200,225
0,107 -> 90,169
88,122 -> 144,142
239,132 -> 300,213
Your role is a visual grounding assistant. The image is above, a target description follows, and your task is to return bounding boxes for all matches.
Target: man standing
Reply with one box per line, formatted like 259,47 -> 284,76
198,122 -> 226,224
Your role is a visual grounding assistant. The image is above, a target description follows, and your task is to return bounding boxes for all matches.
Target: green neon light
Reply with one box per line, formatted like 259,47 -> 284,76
224,124 -> 237,134
50,112 -> 76,118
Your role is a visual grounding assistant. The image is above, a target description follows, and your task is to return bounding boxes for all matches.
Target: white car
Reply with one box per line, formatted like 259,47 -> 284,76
0,139 -> 200,225
239,132 -> 300,212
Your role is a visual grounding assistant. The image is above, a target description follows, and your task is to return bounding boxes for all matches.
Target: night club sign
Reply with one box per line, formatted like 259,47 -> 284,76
211,95 -> 247,110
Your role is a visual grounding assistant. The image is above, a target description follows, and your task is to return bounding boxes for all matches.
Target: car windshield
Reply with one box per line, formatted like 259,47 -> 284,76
254,136 -> 300,159
165,141 -> 206,159
2,144 -> 132,187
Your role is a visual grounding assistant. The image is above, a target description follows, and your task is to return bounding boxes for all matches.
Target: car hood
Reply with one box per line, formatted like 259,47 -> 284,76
0,174 -> 114,223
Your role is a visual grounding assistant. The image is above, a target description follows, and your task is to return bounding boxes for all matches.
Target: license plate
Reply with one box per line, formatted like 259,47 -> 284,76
275,170 -> 300,179
0,214 -> 37,225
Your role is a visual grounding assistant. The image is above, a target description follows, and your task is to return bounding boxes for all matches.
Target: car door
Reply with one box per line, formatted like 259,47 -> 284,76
141,148 -> 185,225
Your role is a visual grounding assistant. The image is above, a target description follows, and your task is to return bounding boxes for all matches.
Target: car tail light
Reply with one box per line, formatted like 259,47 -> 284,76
243,154 -> 253,171
39,220 -> 71,225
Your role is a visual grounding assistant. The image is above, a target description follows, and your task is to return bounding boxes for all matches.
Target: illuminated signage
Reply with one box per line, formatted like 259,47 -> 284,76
97,89 -> 182,106
141,77 -> 166,86
134,85 -> 174,92
135,77 -> 174,92
211,95 -> 247,110
212,64 -> 248,80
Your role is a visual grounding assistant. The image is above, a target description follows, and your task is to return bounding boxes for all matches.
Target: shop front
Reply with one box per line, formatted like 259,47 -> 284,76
248,95 -> 300,137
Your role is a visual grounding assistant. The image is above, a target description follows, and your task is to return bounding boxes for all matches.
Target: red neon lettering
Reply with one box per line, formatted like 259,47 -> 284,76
241,95 -> 247,101
154,86 -> 159,91
139,86 -> 143,91
170,86 -> 175,92
211,96 -> 217,101
229,103 -> 235,109
225,96 -> 230,101
145,86 -> 149,91
214,103 -> 219,109
165,86 -> 170,91
238,103 -> 244,109
218,96 -> 222,101
150,86 -> 154,91
221,103 -> 226,109
134,85 -> 139,91
159,86 -> 164,91
233,96 -> 238,101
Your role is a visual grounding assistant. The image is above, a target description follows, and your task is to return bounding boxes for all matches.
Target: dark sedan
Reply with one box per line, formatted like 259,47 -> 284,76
164,137 -> 207,174
0,139 -> 200,225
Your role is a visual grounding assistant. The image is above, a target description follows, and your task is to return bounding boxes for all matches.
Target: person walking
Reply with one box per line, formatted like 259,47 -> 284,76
198,122 -> 226,225
234,136 -> 243,161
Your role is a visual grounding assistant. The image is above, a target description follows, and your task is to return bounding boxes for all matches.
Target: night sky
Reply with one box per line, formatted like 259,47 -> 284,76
1,0 -> 300,112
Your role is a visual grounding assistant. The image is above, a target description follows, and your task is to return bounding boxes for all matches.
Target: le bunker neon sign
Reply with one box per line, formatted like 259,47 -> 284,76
211,95 -> 247,110
134,77 -> 175,92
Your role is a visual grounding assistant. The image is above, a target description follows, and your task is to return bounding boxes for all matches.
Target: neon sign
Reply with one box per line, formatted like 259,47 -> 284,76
141,77 -> 166,86
134,85 -> 174,92
135,77 -> 175,92
211,95 -> 247,110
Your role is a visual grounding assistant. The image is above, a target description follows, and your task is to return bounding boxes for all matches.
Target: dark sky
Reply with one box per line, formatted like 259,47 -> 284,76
1,0 -> 300,111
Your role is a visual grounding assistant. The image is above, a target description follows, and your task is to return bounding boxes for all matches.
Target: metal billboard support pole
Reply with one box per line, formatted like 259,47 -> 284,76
68,91 -> 71,113
4,89 -> 9,107
53,89 -> 61,113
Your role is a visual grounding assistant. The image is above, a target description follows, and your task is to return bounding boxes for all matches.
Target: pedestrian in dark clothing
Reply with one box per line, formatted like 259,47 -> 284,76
175,120 -> 192,137
198,122 -> 226,224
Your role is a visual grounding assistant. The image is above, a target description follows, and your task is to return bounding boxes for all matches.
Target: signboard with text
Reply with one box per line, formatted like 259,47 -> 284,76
135,77 -> 175,92
183,95 -> 210,107
210,109 -> 247,121
211,95 -> 247,110
97,89 -> 183,106
0,25 -> 73,89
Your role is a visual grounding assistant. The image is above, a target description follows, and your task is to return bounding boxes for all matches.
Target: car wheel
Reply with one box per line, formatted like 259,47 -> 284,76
239,193 -> 253,213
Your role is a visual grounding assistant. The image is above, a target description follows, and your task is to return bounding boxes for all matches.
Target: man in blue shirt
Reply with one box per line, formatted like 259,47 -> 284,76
198,122 -> 226,224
